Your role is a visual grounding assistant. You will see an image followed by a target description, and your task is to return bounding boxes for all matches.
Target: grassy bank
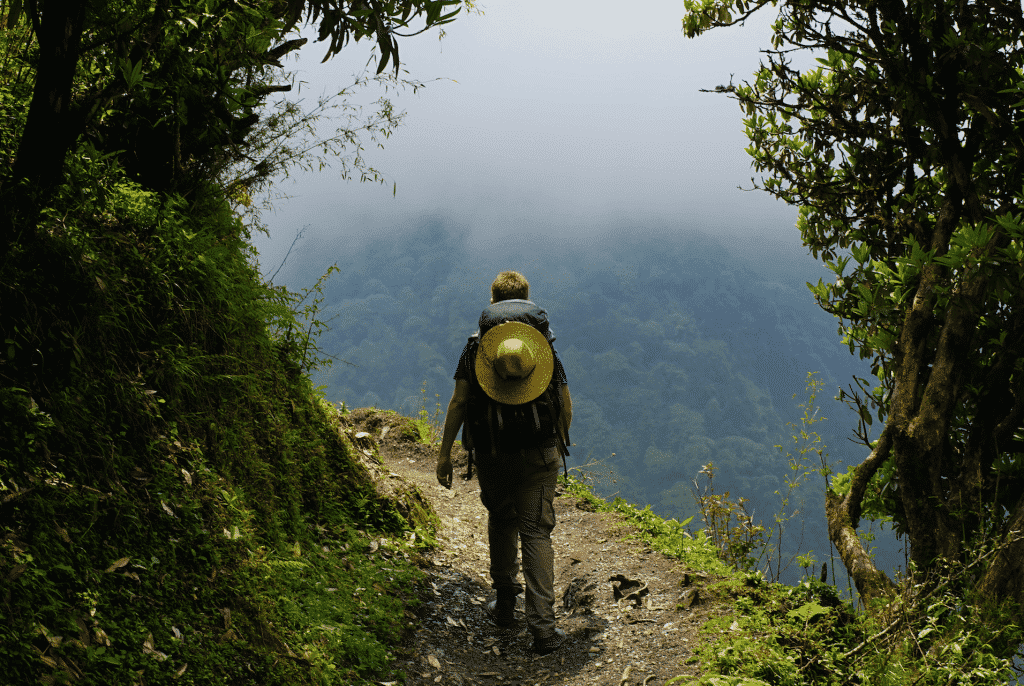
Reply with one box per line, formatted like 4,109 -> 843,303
0,155 -> 440,684
2,388 -> 439,685
560,473 -> 1021,686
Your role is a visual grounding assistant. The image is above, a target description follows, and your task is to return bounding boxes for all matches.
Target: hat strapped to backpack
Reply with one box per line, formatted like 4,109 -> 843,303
475,321 -> 554,406
462,319 -> 567,481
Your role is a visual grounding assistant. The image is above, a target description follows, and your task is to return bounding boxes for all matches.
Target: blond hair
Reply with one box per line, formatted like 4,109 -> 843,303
491,271 -> 529,302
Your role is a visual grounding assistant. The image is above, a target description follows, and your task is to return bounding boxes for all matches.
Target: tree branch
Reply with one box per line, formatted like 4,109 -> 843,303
827,423 -> 897,606
847,423 -> 894,527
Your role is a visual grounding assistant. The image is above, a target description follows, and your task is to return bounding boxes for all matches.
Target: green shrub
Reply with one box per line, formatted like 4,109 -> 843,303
0,154 -> 433,685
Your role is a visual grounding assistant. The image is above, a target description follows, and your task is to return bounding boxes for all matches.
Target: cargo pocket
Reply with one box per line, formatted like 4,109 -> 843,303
539,482 -> 556,531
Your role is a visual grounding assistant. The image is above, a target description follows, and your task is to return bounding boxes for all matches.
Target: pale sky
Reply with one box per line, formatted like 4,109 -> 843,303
251,0 -> 809,272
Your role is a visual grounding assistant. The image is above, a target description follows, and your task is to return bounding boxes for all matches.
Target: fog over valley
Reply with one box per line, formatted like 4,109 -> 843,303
261,217 -> 900,587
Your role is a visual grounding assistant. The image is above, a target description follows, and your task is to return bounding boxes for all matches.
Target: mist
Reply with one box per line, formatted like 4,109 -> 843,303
250,0 -> 813,271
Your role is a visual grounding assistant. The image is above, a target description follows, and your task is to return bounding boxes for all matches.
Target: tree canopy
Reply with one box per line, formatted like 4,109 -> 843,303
0,0 -> 461,257
684,0 -> 1024,623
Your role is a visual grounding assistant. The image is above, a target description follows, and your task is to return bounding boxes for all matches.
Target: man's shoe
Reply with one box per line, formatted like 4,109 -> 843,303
486,593 -> 515,628
533,627 -> 567,656
485,599 -> 514,627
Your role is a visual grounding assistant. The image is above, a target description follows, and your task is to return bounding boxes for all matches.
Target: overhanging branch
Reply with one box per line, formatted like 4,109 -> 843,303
847,423 -> 893,527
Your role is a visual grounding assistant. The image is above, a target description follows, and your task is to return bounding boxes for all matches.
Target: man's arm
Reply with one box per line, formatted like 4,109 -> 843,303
557,384 -> 572,448
436,379 -> 470,488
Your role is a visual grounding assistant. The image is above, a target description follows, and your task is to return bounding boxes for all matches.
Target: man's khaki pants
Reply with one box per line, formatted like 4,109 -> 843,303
476,445 -> 559,638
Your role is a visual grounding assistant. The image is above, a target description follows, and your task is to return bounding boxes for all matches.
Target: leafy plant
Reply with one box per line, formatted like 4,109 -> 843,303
411,379 -> 444,446
760,372 -> 834,584
691,462 -> 766,572
265,262 -> 342,376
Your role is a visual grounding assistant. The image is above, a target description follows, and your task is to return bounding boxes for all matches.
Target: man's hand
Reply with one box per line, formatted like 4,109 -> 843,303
436,380 -> 468,490
436,453 -> 453,489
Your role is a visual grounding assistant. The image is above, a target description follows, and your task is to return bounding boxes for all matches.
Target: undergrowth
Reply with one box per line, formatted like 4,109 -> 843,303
411,379 -> 444,446
561,471 -> 730,577
0,154 -> 437,685
563,456 -> 1022,686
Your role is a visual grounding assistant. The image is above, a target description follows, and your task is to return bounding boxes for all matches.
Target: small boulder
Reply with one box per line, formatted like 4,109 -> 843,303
678,588 -> 699,609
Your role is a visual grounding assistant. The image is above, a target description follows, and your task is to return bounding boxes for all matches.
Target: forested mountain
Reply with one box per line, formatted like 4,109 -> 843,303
274,217 -> 890,580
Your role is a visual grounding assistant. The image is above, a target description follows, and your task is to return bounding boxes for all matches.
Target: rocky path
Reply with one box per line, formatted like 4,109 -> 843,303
347,410 -> 723,686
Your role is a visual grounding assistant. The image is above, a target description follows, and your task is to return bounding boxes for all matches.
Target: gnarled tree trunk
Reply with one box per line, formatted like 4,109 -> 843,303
825,426 -> 896,606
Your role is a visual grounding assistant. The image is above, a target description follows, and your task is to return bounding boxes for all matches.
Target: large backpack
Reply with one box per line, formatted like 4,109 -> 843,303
462,300 -> 569,477
464,345 -> 562,454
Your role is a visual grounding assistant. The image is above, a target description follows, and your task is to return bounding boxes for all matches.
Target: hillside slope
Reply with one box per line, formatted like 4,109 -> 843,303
2,385 -> 437,685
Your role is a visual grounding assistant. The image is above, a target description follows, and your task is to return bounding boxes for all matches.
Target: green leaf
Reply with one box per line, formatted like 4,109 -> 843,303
786,601 -> 829,622
859,404 -> 873,426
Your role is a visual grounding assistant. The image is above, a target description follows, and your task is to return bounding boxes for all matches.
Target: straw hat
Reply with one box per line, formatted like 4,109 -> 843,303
475,321 -> 554,405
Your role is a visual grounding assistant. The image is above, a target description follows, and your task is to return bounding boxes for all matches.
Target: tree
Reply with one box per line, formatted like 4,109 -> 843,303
683,0 -> 1024,621
0,0 -> 462,393
0,0 -> 461,258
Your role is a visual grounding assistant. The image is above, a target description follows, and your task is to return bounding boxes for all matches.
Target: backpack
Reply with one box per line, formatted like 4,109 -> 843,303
461,300 -> 569,477
464,345 -> 562,456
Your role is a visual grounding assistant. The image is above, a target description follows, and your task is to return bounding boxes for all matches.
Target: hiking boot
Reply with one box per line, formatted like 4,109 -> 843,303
533,627 -> 566,655
486,590 -> 516,628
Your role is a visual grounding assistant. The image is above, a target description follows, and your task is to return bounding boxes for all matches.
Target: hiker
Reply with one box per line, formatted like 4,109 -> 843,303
436,270 -> 573,656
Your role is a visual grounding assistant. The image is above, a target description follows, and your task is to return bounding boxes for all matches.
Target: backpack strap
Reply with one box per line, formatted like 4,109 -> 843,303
486,398 -> 498,460
461,335 -> 481,481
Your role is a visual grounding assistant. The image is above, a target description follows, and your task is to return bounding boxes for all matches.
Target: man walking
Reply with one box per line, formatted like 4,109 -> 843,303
436,271 -> 572,656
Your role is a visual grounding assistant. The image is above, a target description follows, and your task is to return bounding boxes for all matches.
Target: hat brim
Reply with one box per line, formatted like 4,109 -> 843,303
476,321 -> 554,405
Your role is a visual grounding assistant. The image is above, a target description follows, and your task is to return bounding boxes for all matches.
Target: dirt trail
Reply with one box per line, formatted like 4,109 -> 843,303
347,410 -> 725,686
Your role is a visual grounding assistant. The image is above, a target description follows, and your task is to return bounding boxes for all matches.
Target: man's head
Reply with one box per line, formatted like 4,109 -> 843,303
491,271 -> 529,303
